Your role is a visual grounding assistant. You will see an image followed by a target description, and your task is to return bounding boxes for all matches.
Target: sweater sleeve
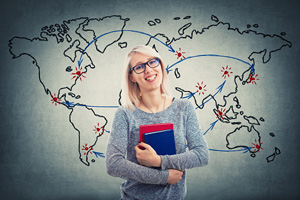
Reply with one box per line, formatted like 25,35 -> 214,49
160,100 -> 209,170
105,107 -> 169,185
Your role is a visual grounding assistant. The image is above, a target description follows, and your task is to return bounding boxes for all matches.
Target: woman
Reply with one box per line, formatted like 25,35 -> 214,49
106,45 -> 209,200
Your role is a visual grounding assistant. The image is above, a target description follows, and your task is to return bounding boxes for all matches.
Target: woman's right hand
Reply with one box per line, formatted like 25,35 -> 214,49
167,169 -> 183,184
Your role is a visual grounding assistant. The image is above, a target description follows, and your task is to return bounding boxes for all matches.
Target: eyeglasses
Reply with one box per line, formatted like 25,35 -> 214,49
130,57 -> 160,74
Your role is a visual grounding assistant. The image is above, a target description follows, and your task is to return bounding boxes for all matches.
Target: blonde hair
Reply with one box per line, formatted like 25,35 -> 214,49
121,45 -> 171,110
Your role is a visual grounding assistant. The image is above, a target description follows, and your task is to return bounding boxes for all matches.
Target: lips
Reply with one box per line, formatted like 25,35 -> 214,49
145,74 -> 157,81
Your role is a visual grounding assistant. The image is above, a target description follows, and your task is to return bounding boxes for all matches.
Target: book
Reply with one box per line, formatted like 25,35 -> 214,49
139,123 -> 174,143
144,129 -> 176,155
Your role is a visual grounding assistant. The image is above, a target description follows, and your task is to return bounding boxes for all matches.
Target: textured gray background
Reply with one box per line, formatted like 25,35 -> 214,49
0,0 -> 300,199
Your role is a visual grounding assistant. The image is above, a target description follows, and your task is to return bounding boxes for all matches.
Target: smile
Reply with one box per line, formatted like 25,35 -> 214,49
145,75 -> 157,81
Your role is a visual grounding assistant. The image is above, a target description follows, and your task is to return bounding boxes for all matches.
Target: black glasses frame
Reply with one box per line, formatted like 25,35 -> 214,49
130,57 -> 160,74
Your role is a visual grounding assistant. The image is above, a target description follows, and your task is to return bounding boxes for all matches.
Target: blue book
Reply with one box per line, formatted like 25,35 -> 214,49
144,129 -> 176,155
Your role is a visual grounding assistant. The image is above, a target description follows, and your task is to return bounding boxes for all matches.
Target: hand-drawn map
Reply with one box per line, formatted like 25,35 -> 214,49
8,15 -> 292,166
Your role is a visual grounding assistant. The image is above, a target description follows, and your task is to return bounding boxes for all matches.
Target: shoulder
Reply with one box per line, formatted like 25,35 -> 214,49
113,106 -> 131,121
173,98 -> 194,110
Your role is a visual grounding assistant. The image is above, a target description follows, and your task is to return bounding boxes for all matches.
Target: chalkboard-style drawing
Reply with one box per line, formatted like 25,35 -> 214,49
8,15 -> 126,166
247,73 -> 259,85
215,108 -> 226,120
196,81 -> 207,96
148,20 -> 156,26
8,14 -> 292,165
183,16 -> 191,20
71,66 -> 86,81
225,106 -> 239,120
252,139 -> 263,152
70,105 -> 108,166
266,147 -> 281,163
93,123 -> 105,136
211,15 -> 219,22
51,93 -> 61,106
178,23 -> 192,35
233,96 -> 241,109
226,125 -> 261,155
154,18 -> 161,24
148,18 -> 161,26
203,119 -> 219,135
244,116 -> 260,126
213,108 -> 230,123
66,66 -> 72,72
221,65 -> 233,79
175,87 -> 197,99
196,80 -> 226,109
175,48 -> 186,60
82,144 -> 94,155
174,68 -> 181,78
209,146 -> 251,153
118,42 -> 127,48
93,151 -> 105,158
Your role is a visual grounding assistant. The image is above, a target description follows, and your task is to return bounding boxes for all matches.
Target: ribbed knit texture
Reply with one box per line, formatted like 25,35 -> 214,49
106,98 -> 209,200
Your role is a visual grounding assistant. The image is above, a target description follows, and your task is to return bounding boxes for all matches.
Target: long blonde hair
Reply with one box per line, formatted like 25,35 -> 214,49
121,45 -> 171,110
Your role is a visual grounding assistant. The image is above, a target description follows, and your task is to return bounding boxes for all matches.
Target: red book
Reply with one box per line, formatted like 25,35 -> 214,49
139,123 -> 174,142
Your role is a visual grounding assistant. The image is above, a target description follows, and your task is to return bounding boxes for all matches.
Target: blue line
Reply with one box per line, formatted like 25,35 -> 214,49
196,80 -> 226,109
61,102 -> 119,108
167,54 -> 254,72
85,105 -> 119,108
203,119 -> 219,135
79,29 -> 174,68
209,148 -> 249,153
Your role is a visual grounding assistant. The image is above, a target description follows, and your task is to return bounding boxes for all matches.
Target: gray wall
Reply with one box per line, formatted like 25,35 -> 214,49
1,0 -> 299,199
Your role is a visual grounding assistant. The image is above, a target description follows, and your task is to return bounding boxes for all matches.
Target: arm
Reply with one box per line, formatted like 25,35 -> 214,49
134,142 -> 183,185
105,108 -> 169,185
160,100 -> 209,170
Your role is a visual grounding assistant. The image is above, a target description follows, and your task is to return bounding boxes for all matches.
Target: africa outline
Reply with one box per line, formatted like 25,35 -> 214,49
8,14 -> 292,166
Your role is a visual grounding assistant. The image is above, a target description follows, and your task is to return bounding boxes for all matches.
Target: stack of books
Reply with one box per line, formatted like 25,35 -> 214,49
139,123 -> 176,155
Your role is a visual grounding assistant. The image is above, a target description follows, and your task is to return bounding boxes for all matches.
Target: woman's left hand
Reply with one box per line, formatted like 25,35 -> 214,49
135,142 -> 161,167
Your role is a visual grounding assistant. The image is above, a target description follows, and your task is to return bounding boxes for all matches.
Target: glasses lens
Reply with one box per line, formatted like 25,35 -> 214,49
148,58 -> 160,68
134,64 -> 145,74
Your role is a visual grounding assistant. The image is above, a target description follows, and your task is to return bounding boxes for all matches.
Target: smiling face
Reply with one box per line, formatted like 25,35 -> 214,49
129,52 -> 163,94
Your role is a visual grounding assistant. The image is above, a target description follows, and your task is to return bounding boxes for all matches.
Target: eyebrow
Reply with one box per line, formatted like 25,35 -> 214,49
133,57 -> 156,66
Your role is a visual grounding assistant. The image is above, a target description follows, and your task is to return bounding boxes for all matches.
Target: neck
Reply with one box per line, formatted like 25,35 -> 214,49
140,89 -> 164,113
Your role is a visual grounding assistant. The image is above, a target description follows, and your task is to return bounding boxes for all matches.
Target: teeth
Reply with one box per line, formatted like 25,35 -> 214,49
146,75 -> 156,81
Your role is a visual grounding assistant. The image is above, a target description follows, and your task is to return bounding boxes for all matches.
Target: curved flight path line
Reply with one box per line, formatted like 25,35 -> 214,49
203,119 -> 219,135
209,147 -> 252,154
61,101 -> 119,108
195,80 -> 226,109
166,54 -> 255,74
78,29 -> 175,68
93,151 -> 105,158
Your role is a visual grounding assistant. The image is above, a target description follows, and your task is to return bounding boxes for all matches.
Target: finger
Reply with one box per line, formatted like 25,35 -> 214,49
135,145 -> 142,152
138,142 -> 150,149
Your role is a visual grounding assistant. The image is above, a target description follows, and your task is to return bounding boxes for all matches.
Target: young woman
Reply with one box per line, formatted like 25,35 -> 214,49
106,45 -> 209,200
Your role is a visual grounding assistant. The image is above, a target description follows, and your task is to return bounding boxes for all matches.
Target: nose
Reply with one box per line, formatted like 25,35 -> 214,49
144,64 -> 153,73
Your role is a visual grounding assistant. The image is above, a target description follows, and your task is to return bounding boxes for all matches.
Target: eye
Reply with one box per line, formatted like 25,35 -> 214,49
135,65 -> 144,71
149,60 -> 155,65
149,58 -> 159,65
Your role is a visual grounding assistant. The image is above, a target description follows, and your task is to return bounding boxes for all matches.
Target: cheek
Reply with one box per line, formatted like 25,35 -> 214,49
157,67 -> 164,79
154,65 -> 163,74
130,74 -> 137,82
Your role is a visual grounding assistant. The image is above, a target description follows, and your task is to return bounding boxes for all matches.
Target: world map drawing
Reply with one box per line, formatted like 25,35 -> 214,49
8,15 -> 292,166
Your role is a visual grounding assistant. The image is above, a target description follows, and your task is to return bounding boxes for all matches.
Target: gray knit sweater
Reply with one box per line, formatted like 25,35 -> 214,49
105,98 -> 209,200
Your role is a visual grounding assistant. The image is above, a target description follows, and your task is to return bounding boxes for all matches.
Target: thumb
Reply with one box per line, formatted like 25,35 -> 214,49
138,142 -> 150,149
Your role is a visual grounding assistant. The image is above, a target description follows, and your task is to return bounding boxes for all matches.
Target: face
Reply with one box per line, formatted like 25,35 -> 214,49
129,52 -> 163,93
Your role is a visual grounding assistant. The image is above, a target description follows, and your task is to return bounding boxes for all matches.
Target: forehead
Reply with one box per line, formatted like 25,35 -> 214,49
130,52 -> 154,67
